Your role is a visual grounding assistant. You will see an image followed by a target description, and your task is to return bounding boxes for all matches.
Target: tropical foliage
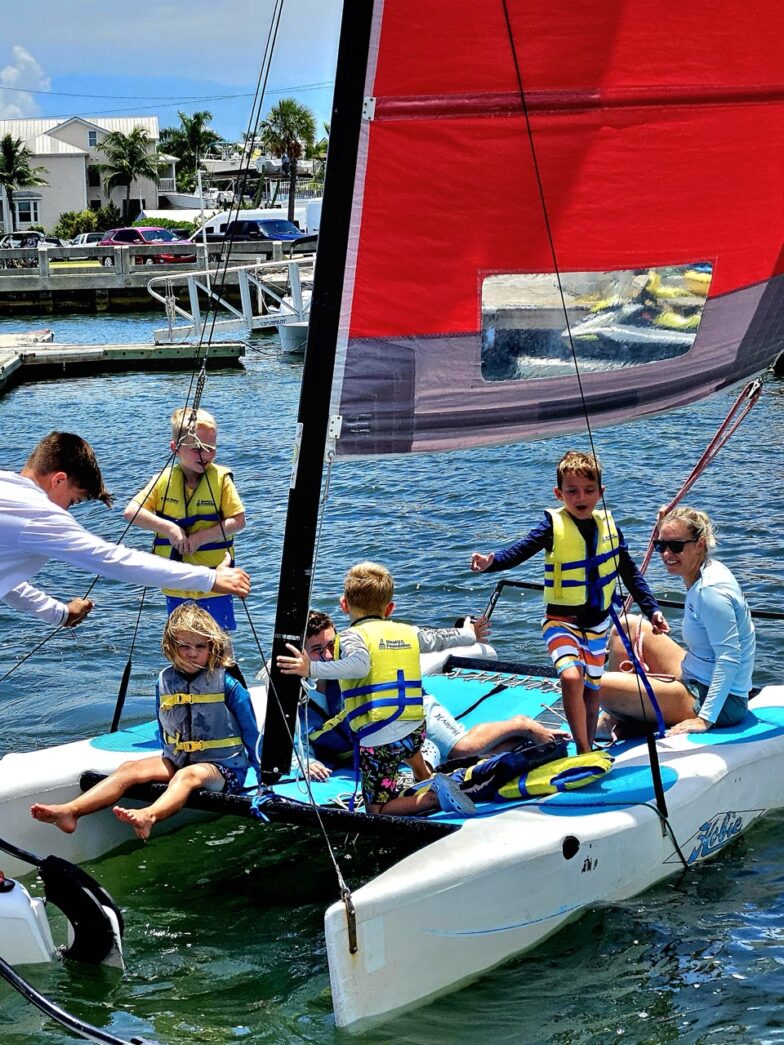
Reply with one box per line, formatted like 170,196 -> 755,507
257,99 -> 317,221
52,209 -> 97,240
131,215 -> 196,235
0,134 -> 48,232
160,110 -> 221,192
97,127 -> 160,220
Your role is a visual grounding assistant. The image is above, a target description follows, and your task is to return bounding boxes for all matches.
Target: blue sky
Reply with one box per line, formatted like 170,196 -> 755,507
0,1 -> 343,140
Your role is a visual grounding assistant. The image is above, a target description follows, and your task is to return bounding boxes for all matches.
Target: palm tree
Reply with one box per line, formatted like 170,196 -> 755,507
258,99 -> 317,222
160,110 -> 220,191
97,127 -> 160,221
0,135 -> 48,232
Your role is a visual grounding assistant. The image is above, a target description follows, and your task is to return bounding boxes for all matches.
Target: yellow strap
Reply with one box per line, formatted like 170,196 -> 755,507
164,731 -> 241,753
159,691 -> 224,711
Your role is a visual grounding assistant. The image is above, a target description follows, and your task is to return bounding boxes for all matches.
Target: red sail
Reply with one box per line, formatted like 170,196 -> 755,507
332,0 -> 784,453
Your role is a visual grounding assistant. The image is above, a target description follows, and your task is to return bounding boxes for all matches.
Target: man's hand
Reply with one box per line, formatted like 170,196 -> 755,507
470,615 -> 491,642
470,551 -> 494,572
277,643 -> 311,677
307,760 -> 332,782
64,597 -> 94,627
211,553 -> 250,596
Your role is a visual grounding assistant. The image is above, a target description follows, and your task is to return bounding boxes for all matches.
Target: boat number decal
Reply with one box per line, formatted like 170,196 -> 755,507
580,856 -> 598,873
687,812 -> 744,864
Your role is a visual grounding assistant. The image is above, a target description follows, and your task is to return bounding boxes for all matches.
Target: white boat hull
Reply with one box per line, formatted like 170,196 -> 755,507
325,686 -> 784,1029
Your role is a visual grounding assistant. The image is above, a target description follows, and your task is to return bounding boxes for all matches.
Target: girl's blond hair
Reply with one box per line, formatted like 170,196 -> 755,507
162,602 -> 234,673
659,506 -> 717,549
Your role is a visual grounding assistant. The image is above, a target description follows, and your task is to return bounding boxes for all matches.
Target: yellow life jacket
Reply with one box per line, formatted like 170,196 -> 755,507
151,463 -> 234,597
497,751 -> 614,800
336,618 -> 424,742
543,506 -> 620,611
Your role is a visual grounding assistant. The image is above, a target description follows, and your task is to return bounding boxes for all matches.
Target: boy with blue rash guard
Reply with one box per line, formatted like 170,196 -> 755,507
124,407 -> 246,631
471,450 -> 667,753
32,603 -> 260,841
278,562 -> 489,815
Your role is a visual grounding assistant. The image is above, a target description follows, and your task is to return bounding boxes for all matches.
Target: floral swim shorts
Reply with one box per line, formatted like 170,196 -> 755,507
359,722 -> 427,808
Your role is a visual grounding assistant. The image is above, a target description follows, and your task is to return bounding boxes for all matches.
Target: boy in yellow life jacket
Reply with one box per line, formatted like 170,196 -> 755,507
123,407 -> 246,631
277,561 -> 489,816
470,450 -> 668,754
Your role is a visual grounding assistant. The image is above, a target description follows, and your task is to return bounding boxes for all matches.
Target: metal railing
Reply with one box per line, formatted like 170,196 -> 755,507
146,255 -> 314,344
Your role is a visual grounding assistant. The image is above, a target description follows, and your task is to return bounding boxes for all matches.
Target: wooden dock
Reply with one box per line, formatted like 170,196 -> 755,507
0,340 -> 244,398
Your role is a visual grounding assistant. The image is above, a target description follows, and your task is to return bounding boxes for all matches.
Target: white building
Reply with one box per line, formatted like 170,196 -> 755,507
0,116 -> 178,232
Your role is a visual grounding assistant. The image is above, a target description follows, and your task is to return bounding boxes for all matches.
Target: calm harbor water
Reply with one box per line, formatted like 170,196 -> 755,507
1,311 -> 784,1043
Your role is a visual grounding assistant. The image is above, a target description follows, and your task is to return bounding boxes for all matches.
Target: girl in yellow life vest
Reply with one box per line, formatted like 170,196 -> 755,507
123,407 -> 246,631
278,561 -> 490,817
471,450 -> 667,754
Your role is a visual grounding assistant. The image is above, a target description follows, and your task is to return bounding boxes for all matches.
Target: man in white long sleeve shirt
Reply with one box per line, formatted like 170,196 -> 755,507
1,432 -> 251,628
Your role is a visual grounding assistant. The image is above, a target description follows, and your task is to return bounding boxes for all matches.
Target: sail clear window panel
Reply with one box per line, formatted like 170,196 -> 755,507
480,265 -> 713,382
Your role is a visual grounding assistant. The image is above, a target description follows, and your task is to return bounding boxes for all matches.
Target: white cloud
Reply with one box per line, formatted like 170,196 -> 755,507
0,45 -> 51,119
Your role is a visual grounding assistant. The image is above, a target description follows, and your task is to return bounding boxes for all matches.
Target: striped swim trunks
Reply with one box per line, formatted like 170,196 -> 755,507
541,616 -> 611,690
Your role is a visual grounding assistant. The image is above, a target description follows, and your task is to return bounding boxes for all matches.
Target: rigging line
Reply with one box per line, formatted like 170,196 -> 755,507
0,450 -> 177,687
500,1 -> 670,812
194,0 -> 287,356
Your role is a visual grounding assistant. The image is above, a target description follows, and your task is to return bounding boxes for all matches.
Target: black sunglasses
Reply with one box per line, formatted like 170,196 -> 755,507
653,538 -> 698,553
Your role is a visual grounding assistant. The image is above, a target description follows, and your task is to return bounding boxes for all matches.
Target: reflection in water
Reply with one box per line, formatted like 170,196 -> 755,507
481,264 -> 712,382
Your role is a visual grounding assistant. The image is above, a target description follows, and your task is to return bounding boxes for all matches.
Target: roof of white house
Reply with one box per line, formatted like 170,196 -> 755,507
21,134 -> 87,156
0,116 -> 160,141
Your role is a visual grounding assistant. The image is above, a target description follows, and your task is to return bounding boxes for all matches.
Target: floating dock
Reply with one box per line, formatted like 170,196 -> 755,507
0,340 -> 244,398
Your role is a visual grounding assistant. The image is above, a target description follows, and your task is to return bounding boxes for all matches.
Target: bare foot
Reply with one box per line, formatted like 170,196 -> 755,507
113,805 -> 155,841
30,803 -> 78,833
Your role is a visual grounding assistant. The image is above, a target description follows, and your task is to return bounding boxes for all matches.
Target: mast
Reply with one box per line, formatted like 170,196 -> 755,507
261,0 -> 375,782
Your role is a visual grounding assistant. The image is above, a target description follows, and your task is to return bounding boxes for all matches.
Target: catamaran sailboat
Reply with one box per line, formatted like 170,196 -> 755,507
3,0 -> 784,1033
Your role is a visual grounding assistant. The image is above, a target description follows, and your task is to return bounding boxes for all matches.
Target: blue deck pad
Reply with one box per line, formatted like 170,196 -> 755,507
685,708 -> 784,746
90,720 -> 161,752
423,673 -> 562,728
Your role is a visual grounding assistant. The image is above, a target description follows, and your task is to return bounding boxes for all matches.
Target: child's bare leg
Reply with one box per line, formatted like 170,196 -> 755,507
373,789 -> 438,816
561,667 -> 591,753
584,686 -> 601,749
404,750 -> 431,782
114,762 -> 223,841
31,757 -> 174,834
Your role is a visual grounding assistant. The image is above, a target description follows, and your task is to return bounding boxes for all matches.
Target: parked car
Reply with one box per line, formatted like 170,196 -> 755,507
191,218 -> 314,244
98,226 -> 197,267
189,218 -> 317,261
68,231 -> 105,260
0,231 -> 63,268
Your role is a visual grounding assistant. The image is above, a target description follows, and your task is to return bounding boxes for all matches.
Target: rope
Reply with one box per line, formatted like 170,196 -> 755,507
624,378 -> 762,612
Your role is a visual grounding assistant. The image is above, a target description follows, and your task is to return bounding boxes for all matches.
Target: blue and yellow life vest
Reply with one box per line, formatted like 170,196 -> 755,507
151,463 -> 234,597
496,751 -> 613,800
543,506 -> 620,611
305,680 -> 353,762
337,618 -> 424,743
157,665 -> 250,774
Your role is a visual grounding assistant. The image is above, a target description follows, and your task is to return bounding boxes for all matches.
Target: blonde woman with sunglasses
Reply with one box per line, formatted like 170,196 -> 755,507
598,507 -> 755,737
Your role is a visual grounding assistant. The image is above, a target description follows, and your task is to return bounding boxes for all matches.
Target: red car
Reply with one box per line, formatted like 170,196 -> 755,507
99,226 -> 197,267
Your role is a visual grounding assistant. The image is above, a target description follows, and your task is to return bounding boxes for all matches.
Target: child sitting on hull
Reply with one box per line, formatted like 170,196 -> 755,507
0,432 -> 250,630
471,450 -> 667,753
124,407 -> 246,632
31,603 -> 260,841
277,561 -> 489,816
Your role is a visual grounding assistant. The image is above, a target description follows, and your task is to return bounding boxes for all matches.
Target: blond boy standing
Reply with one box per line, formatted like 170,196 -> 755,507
124,407 -> 245,630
